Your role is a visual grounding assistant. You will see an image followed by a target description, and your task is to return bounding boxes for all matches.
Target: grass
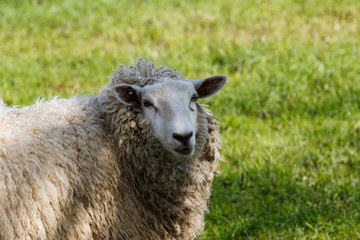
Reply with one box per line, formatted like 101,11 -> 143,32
1,0 -> 360,239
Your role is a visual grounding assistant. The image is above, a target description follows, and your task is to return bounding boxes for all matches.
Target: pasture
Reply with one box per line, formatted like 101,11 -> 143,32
1,0 -> 360,239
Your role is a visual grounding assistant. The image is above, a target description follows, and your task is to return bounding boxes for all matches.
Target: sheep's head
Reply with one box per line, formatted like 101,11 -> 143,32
112,75 -> 227,158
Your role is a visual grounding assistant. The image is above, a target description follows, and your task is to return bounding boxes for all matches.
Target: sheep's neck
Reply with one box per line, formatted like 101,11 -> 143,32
117,141 -> 213,238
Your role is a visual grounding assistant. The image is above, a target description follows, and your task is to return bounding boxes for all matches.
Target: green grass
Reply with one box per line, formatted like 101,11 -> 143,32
1,0 -> 360,239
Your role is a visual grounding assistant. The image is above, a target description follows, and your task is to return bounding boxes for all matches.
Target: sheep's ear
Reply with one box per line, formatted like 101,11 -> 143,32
112,84 -> 141,106
192,74 -> 227,99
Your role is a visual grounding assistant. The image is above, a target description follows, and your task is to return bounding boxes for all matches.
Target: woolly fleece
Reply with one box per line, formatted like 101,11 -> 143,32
0,58 -> 222,240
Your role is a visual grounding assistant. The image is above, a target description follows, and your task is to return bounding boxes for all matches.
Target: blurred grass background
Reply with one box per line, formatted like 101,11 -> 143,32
1,0 -> 360,239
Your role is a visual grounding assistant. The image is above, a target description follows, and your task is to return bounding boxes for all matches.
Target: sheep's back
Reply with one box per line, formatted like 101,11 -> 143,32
0,98 -> 119,239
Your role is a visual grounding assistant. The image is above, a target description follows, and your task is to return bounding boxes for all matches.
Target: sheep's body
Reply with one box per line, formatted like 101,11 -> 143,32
0,98 -> 118,239
0,59 -> 222,239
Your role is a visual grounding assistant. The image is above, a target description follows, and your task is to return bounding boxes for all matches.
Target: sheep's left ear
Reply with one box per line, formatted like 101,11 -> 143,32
112,84 -> 141,106
192,74 -> 227,99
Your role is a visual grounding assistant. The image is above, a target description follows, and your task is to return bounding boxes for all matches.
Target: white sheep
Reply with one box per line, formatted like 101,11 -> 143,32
0,58 -> 227,240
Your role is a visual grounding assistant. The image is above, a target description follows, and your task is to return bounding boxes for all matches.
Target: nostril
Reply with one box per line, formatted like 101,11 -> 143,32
173,131 -> 193,144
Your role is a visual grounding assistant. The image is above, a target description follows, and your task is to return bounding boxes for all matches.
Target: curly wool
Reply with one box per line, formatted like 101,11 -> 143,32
0,58 -> 222,240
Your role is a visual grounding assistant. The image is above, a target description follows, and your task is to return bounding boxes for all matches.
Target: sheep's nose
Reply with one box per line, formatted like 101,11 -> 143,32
173,131 -> 193,145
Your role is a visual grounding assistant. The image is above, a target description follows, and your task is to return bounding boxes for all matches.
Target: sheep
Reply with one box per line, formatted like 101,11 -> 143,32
0,58 -> 227,240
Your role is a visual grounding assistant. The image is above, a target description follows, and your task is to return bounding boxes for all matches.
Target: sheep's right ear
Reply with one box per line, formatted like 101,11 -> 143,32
112,84 -> 141,106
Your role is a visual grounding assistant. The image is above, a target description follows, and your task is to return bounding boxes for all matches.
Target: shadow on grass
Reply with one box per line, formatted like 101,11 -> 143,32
204,164 -> 360,239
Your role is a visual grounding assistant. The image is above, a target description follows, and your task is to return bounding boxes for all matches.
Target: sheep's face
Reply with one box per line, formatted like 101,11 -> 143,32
112,75 -> 227,158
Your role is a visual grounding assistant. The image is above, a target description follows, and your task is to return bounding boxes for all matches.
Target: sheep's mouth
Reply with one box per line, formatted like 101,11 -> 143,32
174,146 -> 193,156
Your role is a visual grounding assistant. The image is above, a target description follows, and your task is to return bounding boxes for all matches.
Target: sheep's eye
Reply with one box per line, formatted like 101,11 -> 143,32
143,100 -> 154,108
189,94 -> 198,112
